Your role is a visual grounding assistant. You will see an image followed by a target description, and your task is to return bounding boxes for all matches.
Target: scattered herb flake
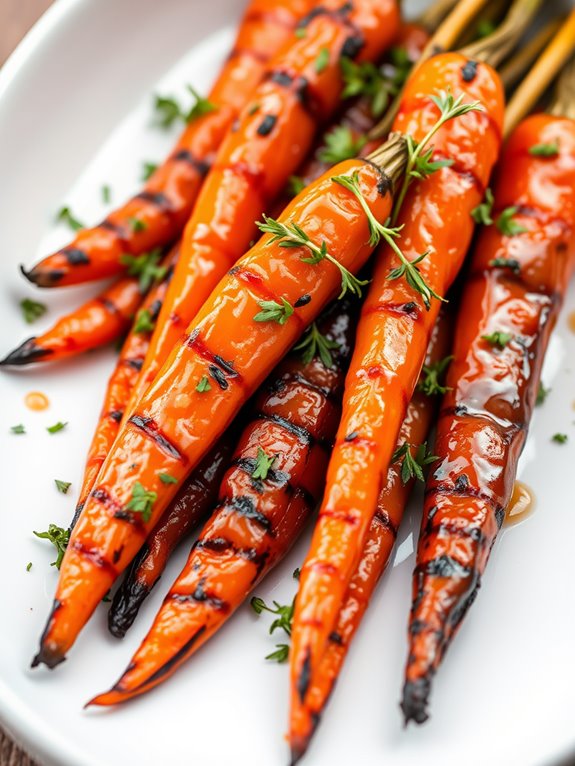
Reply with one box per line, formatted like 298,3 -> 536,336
250,594 -> 295,663
482,330 -> 513,349
142,161 -> 159,181
133,308 -> 156,334
552,433 -> 568,444
120,249 -> 166,292
196,375 -> 212,393
186,85 -> 217,122
47,421 -> 67,434
10,424 -> 26,435
287,175 -> 306,198
159,472 -> 178,485
26,562 -> 32,572
125,482 -> 157,522
251,447 -> 277,481
20,298 -> 47,324
529,141 -> 559,157
128,216 -> 148,233
56,206 -> 85,231
315,47 -> 330,74
392,442 -> 438,484
496,206 -> 528,237
536,382 -> 550,406
101,185 -> 112,204
55,479 -> 71,494
33,524 -> 70,569
295,27 -> 306,39
471,188 -> 494,225
317,125 -> 367,165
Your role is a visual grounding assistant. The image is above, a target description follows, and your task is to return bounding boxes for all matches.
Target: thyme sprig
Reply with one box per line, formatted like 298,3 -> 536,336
294,322 -> 340,368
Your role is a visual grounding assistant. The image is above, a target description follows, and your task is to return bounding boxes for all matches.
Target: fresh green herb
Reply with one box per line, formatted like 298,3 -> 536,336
250,594 -> 295,663
159,472 -> 178,484
56,205 -> 85,231
47,421 -> 67,434
536,382 -> 550,406
496,206 -> 527,236
20,298 -> 47,324
26,562 -> 32,572
254,298 -> 294,325
54,479 -> 71,494
125,482 -> 157,522
391,441 -> 438,484
128,216 -> 148,233
287,175 -> 306,198
259,217 -> 368,300
552,433 -> 568,444
101,185 -> 112,204
529,141 -> 559,157
315,46 -> 330,74
251,447 -> 277,481
409,148 -> 453,180
294,322 -> 340,368
196,375 -> 212,393
390,46 -> 411,69
133,308 -> 156,334
248,103 -> 260,116
417,355 -> 453,397
482,330 -> 513,349
294,27 -> 306,39
33,524 -> 70,569
142,161 -> 159,181
340,58 -> 397,118
489,257 -> 521,273
186,85 -> 217,122
331,171 -> 440,309
476,19 -> 496,38
153,85 -> 216,128
10,424 -> 26,435
120,249 -> 166,292
317,125 -> 367,164
471,188 -> 494,225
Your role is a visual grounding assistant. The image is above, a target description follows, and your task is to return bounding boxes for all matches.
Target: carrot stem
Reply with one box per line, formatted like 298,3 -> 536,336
416,0 -> 460,33
499,17 -> 563,91
549,55 -> 575,120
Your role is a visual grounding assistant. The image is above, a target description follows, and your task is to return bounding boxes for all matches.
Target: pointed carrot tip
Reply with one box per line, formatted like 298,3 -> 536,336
85,689 -> 123,708
400,678 -> 431,726
30,645 -> 66,670
289,736 -> 311,766
0,338 -> 51,366
20,263 -> 65,287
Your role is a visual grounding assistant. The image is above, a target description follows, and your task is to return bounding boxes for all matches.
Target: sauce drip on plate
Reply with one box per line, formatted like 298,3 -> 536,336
25,391 -> 49,411
504,481 -> 535,526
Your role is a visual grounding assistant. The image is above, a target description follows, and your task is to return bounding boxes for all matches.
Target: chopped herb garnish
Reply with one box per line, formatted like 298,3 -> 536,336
251,447 -> 277,481
142,161 -> 159,181
56,206 -> 85,231
26,562 -> 32,572
120,249 -> 166,292
258,214 -> 368,300
489,257 -> 521,273
482,330 -> 513,349
287,175 -> 306,197
128,216 -> 148,233
125,481 -> 157,522
496,206 -> 527,237
552,433 -> 568,444
392,441 -> 438,484
315,46 -> 330,74
529,141 -> 559,157
254,298 -> 294,325
20,298 -> 47,324
153,85 -> 216,128
133,308 -> 156,334
340,58 -> 394,118
33,524 -> 69,569
294,322 -> 340,368
159,472 -> 178,484
47,421 -> 67,434
101,185 -> 111,203
186,85 -> 217,122
196,375 -> 212,393
410,148 -> 453,180
417,355 -> 453,397
54,479 -> 71,494
536,382 -> 550,406
250,594 -> 295,663
471,187 -> 494,225
317,125 -> 367,165
10,424 -> 26,435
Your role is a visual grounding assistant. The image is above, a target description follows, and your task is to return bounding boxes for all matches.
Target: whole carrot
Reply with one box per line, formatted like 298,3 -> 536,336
22,0 -> 316,287
122,0 -> 400,415
290,312 -> 451,762
0,276 -> 144,366
90,297 -> 357,704
288,52 -> 505,734
402,91 -> 575,725
32,134 -> 407,669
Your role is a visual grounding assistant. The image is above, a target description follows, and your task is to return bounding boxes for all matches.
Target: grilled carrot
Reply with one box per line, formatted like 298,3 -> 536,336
0,276 -> 144,366
402,88 -> 575,726
22,0 -> 316,287
71,246 -> 180,528
90,296 -> 357,704
108,435 -> 235,638
289,52 -> 505,735
123,0 -> 400,415
32,134 -> 407,669
290,312 -> 451,761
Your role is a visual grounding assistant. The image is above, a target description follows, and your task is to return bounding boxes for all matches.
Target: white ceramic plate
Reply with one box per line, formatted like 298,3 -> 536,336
1,1 -> 574,765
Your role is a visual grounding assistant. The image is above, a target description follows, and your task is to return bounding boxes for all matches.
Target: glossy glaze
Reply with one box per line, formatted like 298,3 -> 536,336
125,0 -> 400,414
289,52 -> 505,738
22,0 -> 314,287
402,114 -> 575,725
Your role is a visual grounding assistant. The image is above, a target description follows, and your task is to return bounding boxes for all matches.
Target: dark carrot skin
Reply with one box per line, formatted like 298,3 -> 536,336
290,313 -> 451,762
124,0 -> 400,413
289,53 -> 505,731
22,0 -> 316,287
90,298 -> 357,704
402,113 -> 575,725
71,246 -> 180,528
0,277 -> 143,366
108,436 -> 235,638
32,138 -> 406,669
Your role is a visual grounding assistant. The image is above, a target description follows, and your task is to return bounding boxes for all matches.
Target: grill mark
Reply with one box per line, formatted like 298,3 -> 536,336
91,487 -> 123,514
71,539 -> 119,577
319,509 -> 358,525
125,358 -> 144,371
438,404 -> 525,436
361,158 -> 393,196
329,631 -> 344,645
427,481 -> 500,511
61,247 -> 90,265
416,554 -> 473,578
297,647 -> 312,703
147,299 -> 163,321
186,331 -> 246,391
266,69 -> 321,119
364,300 -> 421,320
209,365 -> 229,390
195,537 -> 265,567
170,577 -> 229,612
340,33 -> 364,59
129,415 -> 186,462
135,190 -> 173,213
99,220 -> 129,240
290,371 -> 332,399
170,148 -> 210,176
257,114 -> 277,136
217,495 -> 273,534
373,509 -> 398,537
233,457 -> 316,507
112,509 -> 148,537
256,412 -> 314,446
97,296 -> 123,318
108,409 -> 123,423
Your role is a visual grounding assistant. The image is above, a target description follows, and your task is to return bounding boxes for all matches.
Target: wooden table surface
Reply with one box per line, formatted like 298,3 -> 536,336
0,3 -> 52,760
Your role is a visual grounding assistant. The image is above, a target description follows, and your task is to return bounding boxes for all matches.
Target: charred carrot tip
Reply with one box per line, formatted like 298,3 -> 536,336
31,646 -> 66,670
289,737 -> 311,766
107,580 -> 151,639
0,338 -> 52,366
400,678 -> 431,726
84,689 -> 124,708
19,263 -> 64,287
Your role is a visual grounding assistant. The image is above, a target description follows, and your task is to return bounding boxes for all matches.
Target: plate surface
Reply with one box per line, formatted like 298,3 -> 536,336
1,2 -> 574,765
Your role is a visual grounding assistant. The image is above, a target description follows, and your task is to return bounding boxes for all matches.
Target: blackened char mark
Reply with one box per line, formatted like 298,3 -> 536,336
257,412 -> 314,446
294,294 -> 311,308
108,543 -> 152,638
129,414 -> 186,462
0,338 -> 52,366
171,576 -> 229,612
362,158 -> 393,196
401,676 -> 432,725
217,495 -> 274,534
209,364 -> 229,390
171,148 -> 210,176
297,647 -> 312,703
62,248 -> 90,265
461,60 -> 478,82
340,33 -> 364,59
257,115 -> 277,136
31,599 -> 65,669
135,191 -> 173,213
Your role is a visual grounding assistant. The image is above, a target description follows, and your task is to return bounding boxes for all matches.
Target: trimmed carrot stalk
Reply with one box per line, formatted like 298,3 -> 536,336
0,276 -> 144,366
22,0 -> 317,287
289,51 -> 505,735
402,109 -> 575,726
32,133 -> 407,669
290,312 -> 452,763
89,297 -> 358,704
108,435 -> 235,638
123,0 -> 400,416
71,245 -> 180,528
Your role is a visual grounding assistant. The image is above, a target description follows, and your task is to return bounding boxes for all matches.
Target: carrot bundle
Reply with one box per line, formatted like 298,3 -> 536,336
32,134 -> 407,669
402,71 -> 575,726
22,0 -> 317,287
